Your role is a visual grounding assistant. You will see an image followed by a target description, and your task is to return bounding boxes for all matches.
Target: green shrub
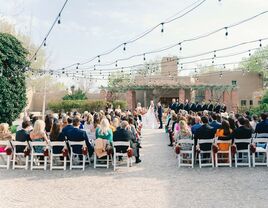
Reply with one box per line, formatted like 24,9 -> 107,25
249,103 -> 268,115
62,89 -> 87,100
48,100 -> 107,113
112,100 -> 127,110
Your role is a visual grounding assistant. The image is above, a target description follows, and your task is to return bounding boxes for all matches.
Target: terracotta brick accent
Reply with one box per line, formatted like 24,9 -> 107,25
126,90 -> 136,111
231,89 -> 238,113
179,89 -> 185,103
205,89 -> 212,101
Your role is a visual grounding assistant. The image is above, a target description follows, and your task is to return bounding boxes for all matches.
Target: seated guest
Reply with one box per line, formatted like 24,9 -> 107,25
66,117 -> 94,156
50,121 -> 65,154
113,121 -> 141,163
229,117 -> 253,150
215,120 -> 232,151
228,116 -> 236,131
194,116 -> 216,151
111,117 -> 120,132
191,116 -> 202,135
61,117 -> 74,138
0,123 -> 13,153
209,113 -> 221,131
255,113 -> 268,134
175,120 -> 192,150
45,114 -> 54,134
30,120 -> 49,153
95,118 -> 113,144
15,121 -> 31,152
250,115 -> 258,131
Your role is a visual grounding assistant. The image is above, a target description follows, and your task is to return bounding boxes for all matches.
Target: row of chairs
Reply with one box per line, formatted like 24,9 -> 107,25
0,140 -> 133,171
175,133 -> 268,168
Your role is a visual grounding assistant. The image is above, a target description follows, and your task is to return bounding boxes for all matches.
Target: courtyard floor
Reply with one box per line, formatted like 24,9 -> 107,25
0,129 -> 268,208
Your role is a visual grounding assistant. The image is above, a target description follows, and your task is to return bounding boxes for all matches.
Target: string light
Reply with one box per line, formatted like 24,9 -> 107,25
214,50 -> 217,58
143,54 -> 146,61
76,63 -> 79,69
225,27 -> 228,36
259,39 -> 262,47
161,23 -> 164,33
248,50 -> 251,56
123,43 -> 126,51
43,38 -> 47,47
58,13 -> 61,24
115,61 -> 118,67
179,42 -> 182,51
98,55 -> 101,63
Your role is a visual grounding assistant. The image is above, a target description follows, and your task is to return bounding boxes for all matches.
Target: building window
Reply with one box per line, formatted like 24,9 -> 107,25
232,80 -> 237,86
241,100 -> 247,106
249,100 -> 253,106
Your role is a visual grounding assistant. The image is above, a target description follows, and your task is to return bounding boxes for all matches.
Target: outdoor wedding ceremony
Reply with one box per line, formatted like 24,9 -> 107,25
0,0 -> 268,207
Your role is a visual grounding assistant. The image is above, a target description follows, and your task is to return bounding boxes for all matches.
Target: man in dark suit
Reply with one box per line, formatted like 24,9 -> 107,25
157,102 -> 163,129
221,103 -> 227,112
207,100 -> 214,112
113,121 -> 141,163
15,121 -> 31,152
202,101 -> 208,111
65,117 -> 94,156
189,101 -> 196,112
194,116 -> 216,151
184,99 -> 190,112
169,98 -> 177,113
196,102 -> 202,112
214,102 -> 221,113
255,113 -> 268,133
177,102 -> 184,112
229,117 -> 253,150
209,113 -> 221,131
61,117 -> 74,139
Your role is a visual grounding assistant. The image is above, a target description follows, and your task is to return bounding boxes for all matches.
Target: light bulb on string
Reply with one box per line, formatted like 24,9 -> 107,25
76,63 -> 80,69
161,23 -> 164,33
179,42 -> 182,51
43,38 -> 47,47
219,71 -> 223,79
98,55 -> 100,63
123,43 -> 126,51
115,61 -> 118,67
194,68 -> 197,73
224,27 -> 228,36
259,39 -> 262,47
214,50 -> 217,58
58,13 -> 61,24
94,65 -> 96,70
34,55 -> 37,62
212,58 -> 215,64
223,64 -> 226,69
248,50 -> 251,56
143,54 -> 146,61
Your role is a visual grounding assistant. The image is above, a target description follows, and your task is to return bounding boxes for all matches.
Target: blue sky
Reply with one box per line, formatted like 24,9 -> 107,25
1,0 -> 268,77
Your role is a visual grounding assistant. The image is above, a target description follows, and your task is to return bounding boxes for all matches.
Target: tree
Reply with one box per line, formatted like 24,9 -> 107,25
262,90 -> 268,104
0,18 -> 46,70
62,89 -> 87,100
0,33 -> 29,124
240,46 -> 268,85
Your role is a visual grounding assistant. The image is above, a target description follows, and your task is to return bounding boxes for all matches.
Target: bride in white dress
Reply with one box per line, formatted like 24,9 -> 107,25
141,100 -> 159,129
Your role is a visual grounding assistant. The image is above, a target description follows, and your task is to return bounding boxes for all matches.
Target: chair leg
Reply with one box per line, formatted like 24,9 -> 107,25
83,155 -> 86,171
50,155 -> 53,171
248,151 -> 251,167
235,153 -> 237,167
106,155 -> 109,169
177,154 -> 180,168
12,154 -> 16,170
113,155 -> 116,171
191,152 -> 194,168
64,156 -> 67,170
44,157 -> 47,170
211,152 -> 214,168
7,155 -> 10,170
229,151 -> 232,167
70,154 -> 73,170
93,154 -> 96,169
199,153 -> 201,168
215,153 -> 218,167
30,154 -> 33,170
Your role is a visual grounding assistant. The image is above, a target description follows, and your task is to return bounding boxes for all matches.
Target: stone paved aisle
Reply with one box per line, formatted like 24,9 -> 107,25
0,129 -> 268,208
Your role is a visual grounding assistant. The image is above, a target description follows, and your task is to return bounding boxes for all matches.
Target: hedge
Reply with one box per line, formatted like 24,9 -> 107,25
48,100 -> 127,113
249,103 -> 268,115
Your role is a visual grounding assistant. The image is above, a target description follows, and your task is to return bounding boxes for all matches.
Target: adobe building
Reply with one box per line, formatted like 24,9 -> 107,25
114,57 -> 264,112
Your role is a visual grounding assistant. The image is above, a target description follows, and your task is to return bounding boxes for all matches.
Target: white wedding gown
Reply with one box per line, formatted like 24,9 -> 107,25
141,104 -> 159,129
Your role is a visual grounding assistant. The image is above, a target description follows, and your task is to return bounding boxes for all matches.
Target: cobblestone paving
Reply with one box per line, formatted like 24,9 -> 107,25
0,129 -> 268,208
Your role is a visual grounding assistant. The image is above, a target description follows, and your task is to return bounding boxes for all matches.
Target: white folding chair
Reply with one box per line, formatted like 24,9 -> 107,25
50,141 -> 67,170
93,139 -> 112,169
68,141 -> 89,171
0,141 -> 12,169
215,138 -> 232,167
256,133 -> 268,138
252,138 -> 268,167
113,141 -> 132,171
197,139 -> 214,168
176,139 -> 194,168
11,141 -> 29,170
29,141 -> 49,170
234,138 -> 251,167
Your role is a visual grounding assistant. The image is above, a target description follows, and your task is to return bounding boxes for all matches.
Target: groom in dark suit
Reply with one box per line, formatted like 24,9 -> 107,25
157,102 -> 163,129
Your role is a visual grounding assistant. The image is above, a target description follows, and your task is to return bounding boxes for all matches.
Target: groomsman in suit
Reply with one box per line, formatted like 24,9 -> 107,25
184,99 -> 190,112
169,98 -> 177,113
221,103 -> 227,112
157,102 -> 163,129
202,101 -> 208,111
214,102 -> 221,113
207,100 -> 214,112
196,102 -> 202,112
177,101 -> 184,112
189,101 -> 196,112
